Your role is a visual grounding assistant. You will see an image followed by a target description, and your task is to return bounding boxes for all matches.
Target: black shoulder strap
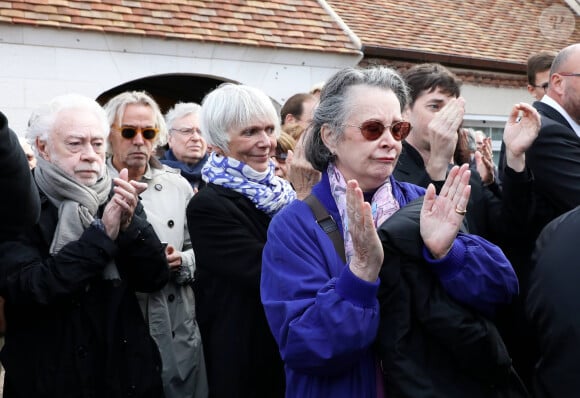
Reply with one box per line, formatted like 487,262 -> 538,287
303,194 -> 346,263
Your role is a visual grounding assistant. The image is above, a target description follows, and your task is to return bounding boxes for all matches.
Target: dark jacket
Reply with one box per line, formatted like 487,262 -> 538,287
394,141 -> 503,242
376,197 -> 528,398
0,191 -> 169,398
526,206 -> 580,397
0,111 -> 39,238
526,101 -> 580,242
186,183 -> 285,398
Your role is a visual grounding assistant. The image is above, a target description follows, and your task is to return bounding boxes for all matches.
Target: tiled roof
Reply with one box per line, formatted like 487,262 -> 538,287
361,58 -> 527,89
327,0 -> 580,70
0,0 -> 360,55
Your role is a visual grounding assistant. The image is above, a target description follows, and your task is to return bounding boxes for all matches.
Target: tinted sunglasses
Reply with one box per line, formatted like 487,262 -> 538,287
347,119 -> 411,141
117,126 -> 159,141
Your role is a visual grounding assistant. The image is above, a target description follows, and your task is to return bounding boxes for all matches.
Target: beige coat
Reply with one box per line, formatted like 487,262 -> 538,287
108,159 -> 208,398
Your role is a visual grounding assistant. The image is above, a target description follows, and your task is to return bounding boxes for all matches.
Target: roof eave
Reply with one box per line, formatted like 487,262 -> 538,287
362,45 -> 526,74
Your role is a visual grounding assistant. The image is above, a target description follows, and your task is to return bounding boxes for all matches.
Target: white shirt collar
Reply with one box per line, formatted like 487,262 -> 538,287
541,95 -> 580,137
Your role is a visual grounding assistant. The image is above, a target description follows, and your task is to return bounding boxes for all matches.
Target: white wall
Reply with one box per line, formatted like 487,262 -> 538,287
0,25 -> 535,137
462,84 -> 532,119
0,25 -> 361,135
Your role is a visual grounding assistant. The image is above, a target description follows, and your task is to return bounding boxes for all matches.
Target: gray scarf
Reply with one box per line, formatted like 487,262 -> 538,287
34,156 -> 120,280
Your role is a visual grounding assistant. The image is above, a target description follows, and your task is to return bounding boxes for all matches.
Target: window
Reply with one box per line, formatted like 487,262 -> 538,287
463,116 -> 507,167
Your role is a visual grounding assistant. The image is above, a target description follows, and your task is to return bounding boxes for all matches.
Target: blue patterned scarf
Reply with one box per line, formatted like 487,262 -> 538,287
202,152 -> 296,216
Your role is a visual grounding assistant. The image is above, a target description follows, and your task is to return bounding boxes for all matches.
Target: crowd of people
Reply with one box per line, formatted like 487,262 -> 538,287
0,42 -> 578,398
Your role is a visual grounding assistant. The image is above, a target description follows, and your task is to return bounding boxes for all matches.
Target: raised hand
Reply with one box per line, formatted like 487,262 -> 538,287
426,97 -> 466,181
503,103 -> 541,172
474,137 -> 495,185
346,179 -> 384,282
286,130 -> 321,199
102,168 -> 146,239
420,164 -> 471,259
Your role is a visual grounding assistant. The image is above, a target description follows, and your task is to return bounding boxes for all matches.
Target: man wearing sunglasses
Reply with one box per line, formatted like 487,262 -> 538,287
524,43 -> 580,398
104,91 -> 208,398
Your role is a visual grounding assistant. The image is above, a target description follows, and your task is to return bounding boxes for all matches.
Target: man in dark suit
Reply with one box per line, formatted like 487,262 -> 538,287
526,43 -> 580,240
525,43 -> 580,397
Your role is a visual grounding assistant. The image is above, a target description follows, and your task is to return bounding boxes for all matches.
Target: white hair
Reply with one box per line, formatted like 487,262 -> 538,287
165,102 -> 202,133
26,93 -> 109,154
200,83 -> 281,152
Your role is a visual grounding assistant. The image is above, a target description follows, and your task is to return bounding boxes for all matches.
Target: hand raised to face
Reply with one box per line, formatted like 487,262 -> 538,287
503,103 -> 541,172
286,130 -> 321,199
425,97 -> 466,181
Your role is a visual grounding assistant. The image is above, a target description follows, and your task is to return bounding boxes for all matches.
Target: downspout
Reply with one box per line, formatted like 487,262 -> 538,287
317,0 -> 364,63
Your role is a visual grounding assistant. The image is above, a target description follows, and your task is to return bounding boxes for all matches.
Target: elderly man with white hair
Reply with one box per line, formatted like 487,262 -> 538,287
0,94 -> 168,398
161,102 -> 209,192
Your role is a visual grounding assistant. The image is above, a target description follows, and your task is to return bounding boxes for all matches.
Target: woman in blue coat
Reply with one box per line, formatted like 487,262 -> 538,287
261,66 -> 526,397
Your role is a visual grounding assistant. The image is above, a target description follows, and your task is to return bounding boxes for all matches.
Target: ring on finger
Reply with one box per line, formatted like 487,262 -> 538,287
455,207 -> 467,216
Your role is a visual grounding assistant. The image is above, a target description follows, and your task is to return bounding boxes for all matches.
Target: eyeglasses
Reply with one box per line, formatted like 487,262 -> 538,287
559,73 -> 580,78
273,151 -> 288,163
532,82 -> 549,92
345,119 -> 411,141
116,126 -> 159,141
171,127 -> 202,136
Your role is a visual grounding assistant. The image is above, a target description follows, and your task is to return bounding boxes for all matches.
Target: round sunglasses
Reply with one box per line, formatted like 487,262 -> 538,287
346,119 -> 411,141
116,126 -> 159,141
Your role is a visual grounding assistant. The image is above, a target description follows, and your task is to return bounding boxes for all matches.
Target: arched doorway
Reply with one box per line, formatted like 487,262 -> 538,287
96,73 -> 235,112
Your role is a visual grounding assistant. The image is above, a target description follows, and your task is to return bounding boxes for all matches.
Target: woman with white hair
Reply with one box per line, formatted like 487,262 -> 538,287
186,83 -> 294,398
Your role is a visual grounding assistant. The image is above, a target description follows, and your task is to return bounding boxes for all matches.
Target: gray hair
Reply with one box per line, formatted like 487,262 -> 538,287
165,102 -> 202,133
102,91 -> 168,153
305,66 -> 410,171
26,93 -> 109,154
200,83 -> 281,152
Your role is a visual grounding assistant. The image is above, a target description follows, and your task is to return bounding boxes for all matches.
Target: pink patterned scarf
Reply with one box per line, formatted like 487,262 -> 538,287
327,163 -> 400,264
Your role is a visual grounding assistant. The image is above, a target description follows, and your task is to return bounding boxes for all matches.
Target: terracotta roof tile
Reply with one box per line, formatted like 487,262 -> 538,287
0,0 -> 359,54
327,0 -> 580,68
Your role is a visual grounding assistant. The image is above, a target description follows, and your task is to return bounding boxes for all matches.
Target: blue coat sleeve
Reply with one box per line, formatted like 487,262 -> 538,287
422,233 -> 519,316
261,201 -> 379,376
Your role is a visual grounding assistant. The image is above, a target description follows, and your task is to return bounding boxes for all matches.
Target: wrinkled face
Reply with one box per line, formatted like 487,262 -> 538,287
324,85 -> 403,191
223,119 -> 277,172
405,87 -> 456,152
38,108 -> 106,186
168,113 -> 207,165
109,104 -> 157,174
528,69 -> 550,101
